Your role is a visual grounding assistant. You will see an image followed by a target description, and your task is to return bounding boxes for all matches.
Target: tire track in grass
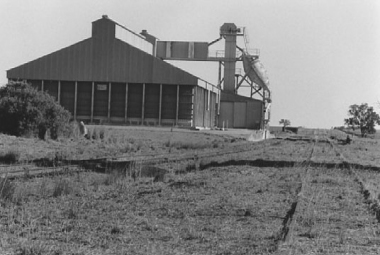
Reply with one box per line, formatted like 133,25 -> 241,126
329,138 -> 380,224
275,133 -> 317,253
277,138 -> 380,254
284,166 -> 380,254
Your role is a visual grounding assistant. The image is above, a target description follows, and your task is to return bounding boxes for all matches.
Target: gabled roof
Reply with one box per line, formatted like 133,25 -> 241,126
7,16 -> 198,85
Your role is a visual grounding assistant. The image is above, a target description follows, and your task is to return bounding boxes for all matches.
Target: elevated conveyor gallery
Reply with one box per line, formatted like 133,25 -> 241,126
156,23 -> 272,130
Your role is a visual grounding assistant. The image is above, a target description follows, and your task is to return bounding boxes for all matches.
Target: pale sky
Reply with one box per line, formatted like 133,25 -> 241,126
1,0 -> 379,128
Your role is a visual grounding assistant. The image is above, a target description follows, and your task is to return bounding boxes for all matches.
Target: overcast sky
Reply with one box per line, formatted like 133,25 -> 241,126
1,0 -> 379,128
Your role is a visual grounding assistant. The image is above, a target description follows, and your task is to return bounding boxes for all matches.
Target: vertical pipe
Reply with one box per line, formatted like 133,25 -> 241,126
108,82 -> 111,123
74,81 -> 77,120
57,81 -> 61,104
91,82 -> 94,123
159,84 -> 162,126
176,84 -> 179,126
125,83 -> 128,123
141,83 -> 145,125
41,80 -> 44,92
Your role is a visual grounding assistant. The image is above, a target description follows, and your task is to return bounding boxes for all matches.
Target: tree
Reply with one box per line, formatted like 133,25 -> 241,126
0,81 -> 72,139
279,119 -> 291,131
344,103 -> 380,137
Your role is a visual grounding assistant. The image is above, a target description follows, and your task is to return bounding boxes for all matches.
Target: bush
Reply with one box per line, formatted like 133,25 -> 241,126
0,81 -> 72,139
0,150 -> 20,163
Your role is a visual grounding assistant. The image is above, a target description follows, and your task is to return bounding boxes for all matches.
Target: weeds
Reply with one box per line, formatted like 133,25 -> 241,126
165,140 -> 209,150
16,240 -> 53,255
52,178 -> 72,197
0,176 -> 15,202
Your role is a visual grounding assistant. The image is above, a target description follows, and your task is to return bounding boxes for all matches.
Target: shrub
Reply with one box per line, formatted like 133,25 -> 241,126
0,150 -> 20,163
0,81 -> 72,139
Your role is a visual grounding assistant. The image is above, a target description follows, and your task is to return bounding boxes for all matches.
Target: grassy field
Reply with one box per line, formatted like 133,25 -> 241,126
0,126 -> 380,254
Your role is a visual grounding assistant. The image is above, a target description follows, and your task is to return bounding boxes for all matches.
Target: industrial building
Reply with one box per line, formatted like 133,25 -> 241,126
7,16 -> 271,129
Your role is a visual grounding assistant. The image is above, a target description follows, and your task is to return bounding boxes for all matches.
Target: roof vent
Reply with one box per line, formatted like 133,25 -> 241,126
102,15 -> 109,19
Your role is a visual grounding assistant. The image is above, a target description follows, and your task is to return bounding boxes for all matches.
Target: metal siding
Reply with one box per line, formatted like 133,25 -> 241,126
194,86 -> 205,127
77,82 -> 92,116
7,19 -> 199,86
112,41 -> 121,81
220,102 -> 234,129
144,84 -> 160,118
210,92 -> 216,127
60,81 -> 75,114
44,80 -> 59,100
94,82 -> 109,117
203,89 -> 210,127
233,102 -> 247,128
110,83 -> 126,117
161,85 -> 177,119
178,86 -> 193,120
194,42 -> 208,59
246,100 -> 262,129
127,83 -> 143,118
156,42 -> 166,59
29,80 -> 41,91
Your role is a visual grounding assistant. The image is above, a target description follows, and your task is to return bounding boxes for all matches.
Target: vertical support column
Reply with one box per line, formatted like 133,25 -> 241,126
159,84 -> 162,126
141,83 -> 145,125
222,25 -> 237,93
192,86 -> 197,128
57,81 -> 61,104
124,83 -> 128,123
176,85 -> 179,126
250,82 -> 253,98
108,82 -> 111,123
203,89 -> 206,128
218,61 -> 222,89
74,81 -> 78,120
41,80 -> 44,92
91,82 -> 94,123
210,90 -> 213,128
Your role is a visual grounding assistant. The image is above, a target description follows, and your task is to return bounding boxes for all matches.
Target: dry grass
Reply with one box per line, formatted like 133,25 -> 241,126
0,127 -> 380,254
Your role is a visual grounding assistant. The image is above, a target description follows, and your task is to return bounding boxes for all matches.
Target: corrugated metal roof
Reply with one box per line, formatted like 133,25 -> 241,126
7,16 -> 199,85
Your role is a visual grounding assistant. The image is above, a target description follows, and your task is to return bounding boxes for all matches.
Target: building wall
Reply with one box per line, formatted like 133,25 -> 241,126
219,91 -> 263,129
21,79 -> 219,127
7,17 -> 221,129
193,86 -> 217,128
7,17 -> 198,85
